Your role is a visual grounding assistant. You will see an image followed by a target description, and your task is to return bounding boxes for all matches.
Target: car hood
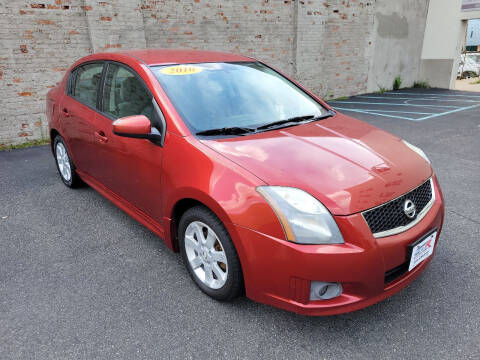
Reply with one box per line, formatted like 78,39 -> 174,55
200,113 -> 432,215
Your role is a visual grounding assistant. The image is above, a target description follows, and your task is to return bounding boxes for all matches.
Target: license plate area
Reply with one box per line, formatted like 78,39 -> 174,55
407,229 -> 437,271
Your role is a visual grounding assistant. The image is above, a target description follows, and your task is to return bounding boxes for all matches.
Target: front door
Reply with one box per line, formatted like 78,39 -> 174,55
90,63 -> 165,222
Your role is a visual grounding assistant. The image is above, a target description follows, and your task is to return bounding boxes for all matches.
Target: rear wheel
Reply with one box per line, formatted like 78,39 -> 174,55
53,136 -> 82,188
179,206 -> 243,300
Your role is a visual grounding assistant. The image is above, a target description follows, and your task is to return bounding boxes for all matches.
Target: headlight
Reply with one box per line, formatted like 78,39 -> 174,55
402,140 -> 430,164
256,186 -> 344,244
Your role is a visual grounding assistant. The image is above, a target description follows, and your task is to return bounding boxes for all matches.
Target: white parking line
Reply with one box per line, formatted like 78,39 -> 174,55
331,90 -> 480,121
335,108 -> 436,115
385,92 -> 480,98
415,103 -> 480,120
334,102 -> 480,121
334,107 -> 417,120
334,101 -> 460,108
357,95 -> 480,103
350,109 -> 436,114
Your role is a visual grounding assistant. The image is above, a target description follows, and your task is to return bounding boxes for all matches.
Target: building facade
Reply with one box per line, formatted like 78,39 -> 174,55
0,0 -> 429,146
420,0 -> 480,88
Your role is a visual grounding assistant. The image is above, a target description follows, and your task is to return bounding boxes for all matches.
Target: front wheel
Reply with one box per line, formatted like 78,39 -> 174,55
179,206 -> 244,300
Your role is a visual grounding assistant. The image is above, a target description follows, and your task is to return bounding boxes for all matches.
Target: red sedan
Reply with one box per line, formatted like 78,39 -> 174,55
46,49 -> 444,315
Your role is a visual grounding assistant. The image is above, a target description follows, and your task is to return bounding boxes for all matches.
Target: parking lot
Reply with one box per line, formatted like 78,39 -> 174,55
1,88 -> 479,359
330,88 -> 480,121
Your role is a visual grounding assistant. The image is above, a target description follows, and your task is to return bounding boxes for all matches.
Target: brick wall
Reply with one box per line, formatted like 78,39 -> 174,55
0,0 -> 428,146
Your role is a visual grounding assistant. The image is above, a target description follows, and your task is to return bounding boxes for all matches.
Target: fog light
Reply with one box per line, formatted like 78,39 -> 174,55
310,281 -> 342,300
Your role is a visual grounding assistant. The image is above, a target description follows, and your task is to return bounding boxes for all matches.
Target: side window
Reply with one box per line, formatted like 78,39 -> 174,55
103,64 -> 154,122
72,63 -> 104,109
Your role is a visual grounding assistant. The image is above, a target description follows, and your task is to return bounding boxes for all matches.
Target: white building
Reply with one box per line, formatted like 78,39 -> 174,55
420,0 -> 480,88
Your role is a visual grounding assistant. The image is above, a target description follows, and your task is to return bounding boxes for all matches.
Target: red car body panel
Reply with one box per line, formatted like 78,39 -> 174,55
47,49 -> 445,315
118,48 -> 252,66
201,115 -> 432,215
231,175 -> 444,315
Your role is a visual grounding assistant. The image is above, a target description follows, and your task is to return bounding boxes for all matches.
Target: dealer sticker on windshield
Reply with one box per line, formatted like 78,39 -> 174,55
160,65 -> 204,75
408,231 -> 437,271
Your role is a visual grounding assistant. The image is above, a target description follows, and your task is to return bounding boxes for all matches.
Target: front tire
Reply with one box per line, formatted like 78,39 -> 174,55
53,135 -> 82,188
179,206 -> 244,301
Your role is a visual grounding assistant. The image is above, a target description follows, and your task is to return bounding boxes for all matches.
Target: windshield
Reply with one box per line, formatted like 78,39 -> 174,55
150,62 -> 328,134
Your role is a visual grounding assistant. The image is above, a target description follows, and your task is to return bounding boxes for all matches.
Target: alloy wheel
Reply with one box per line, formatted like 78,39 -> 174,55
184,221 -> 228,289
55,142 -> 72,182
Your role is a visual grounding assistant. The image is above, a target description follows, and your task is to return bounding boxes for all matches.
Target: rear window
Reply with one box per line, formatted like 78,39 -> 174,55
71,63 -> 104,109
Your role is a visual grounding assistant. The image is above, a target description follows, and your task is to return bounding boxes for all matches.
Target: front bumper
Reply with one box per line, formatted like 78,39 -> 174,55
228,176 -> 445,316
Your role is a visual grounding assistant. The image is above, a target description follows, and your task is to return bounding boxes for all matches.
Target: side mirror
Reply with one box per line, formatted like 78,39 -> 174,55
112,114 -> 164,146
112,115 -> 151,138
112,115 -> 163,145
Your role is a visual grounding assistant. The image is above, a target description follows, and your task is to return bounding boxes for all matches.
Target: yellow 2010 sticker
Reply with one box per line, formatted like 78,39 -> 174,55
160,65 -> 204,75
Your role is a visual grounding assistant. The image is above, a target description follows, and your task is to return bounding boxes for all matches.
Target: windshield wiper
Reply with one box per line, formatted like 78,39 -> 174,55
196,126 -> 256,136
256,110 -> 335,131
195,110 -> 335,136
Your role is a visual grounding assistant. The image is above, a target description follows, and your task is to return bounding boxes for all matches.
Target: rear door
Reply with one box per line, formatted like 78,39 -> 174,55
91,62 -> 165,222
59,62 -> 105,175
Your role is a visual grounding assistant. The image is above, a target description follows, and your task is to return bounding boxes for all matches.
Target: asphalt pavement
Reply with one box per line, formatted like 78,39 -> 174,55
1,88 -> 479,359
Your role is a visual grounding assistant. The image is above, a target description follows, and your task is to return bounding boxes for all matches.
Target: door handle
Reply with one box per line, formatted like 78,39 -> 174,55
94,131 -> 108,144
62,108 -> 72,118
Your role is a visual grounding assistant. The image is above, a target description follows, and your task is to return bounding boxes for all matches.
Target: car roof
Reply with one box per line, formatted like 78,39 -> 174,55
112,49 -> 254,66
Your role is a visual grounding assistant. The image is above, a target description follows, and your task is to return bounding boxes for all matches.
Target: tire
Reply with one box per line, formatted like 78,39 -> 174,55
462,71 -> 477,79
179,206 -> 244,301
53,135 -> 83,188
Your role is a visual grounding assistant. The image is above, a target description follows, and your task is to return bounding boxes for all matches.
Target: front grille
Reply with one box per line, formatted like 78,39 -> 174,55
362,178 -> 434,237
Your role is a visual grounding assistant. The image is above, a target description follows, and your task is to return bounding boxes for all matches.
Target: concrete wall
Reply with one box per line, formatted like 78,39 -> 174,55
0,0 -> 429,146
367,0 -> 429,92
420,0 -> 480,88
